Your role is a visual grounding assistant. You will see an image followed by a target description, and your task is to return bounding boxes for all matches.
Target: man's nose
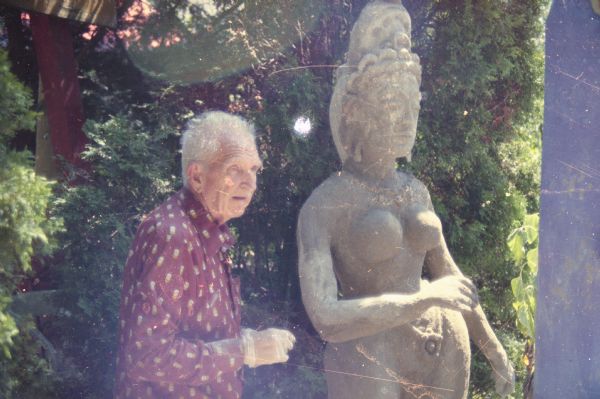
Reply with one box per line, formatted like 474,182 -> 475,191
240,170 -> 257,191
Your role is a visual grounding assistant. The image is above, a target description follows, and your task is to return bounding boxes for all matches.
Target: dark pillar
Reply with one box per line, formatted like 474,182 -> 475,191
534,1 -> 600,397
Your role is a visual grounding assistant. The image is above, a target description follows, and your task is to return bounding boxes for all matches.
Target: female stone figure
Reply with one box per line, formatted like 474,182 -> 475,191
297,2 -> 515,398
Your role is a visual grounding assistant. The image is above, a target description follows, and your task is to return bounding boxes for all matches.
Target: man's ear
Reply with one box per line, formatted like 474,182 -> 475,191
187,162 -> 205,194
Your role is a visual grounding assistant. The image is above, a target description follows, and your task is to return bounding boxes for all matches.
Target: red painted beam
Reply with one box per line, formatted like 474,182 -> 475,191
29,12 -> 87,169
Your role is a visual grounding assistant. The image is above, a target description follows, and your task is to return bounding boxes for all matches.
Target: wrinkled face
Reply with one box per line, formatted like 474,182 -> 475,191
188,140 -> 262,224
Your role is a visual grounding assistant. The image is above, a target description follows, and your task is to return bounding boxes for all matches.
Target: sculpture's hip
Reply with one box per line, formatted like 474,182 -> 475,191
323,307 -> 471,399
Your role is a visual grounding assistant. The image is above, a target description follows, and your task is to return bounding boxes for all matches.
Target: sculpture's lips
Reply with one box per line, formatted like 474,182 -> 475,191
232,196 -> 248,201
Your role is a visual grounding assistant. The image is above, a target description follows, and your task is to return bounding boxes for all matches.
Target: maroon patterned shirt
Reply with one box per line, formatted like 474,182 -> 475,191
114,188 -> 244,399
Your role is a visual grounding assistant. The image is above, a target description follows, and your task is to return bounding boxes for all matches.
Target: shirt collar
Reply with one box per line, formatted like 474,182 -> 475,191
179,188 -> 236,256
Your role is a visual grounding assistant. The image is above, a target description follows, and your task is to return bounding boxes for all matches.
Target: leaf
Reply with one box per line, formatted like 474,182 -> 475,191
526,307 -> 536,338
527,246 -> 539,275
511,276 -> 524,299
524,213 -> 539,244
527,290 -> 537,314
524,213 -> 539,228
508,232 -> 525,263
517,305 -> 535,339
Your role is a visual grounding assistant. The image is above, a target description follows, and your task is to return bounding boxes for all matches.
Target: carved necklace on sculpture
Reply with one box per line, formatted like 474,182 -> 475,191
342,160 -> 416,207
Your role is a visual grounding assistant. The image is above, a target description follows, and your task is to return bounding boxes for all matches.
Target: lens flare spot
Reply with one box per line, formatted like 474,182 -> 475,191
293,116 -> 312,137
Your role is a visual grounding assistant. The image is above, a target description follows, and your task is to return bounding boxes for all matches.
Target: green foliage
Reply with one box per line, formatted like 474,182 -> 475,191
409,0 -> 544,277
47,113 -> 179,397
506,213 -> 539,398
0,48 -> 63,396
0,50 -> 36,147
0,151 -> 60,275
508,214 -> 539,342
0,322 -> 67,399
0,298 -> 17,358
0,151 -> 59,372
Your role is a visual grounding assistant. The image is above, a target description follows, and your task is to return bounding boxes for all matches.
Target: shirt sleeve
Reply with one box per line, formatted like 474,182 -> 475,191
121,217 -> 244,385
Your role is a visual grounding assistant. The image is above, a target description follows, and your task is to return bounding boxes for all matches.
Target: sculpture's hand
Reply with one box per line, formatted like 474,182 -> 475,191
489,346 -> 515,397
420,276 -> 479,313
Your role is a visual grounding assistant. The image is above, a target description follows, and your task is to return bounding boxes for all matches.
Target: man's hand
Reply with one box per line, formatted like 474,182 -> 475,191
241,328 -> 296,368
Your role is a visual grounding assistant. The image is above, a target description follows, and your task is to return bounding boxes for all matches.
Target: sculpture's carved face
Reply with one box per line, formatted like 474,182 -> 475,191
188,140 -> 262,224
343,72 -> 421,163
368,74 -> 420,159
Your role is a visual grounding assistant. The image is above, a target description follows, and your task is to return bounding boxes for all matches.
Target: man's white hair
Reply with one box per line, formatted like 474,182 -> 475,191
181,111 -> 256,187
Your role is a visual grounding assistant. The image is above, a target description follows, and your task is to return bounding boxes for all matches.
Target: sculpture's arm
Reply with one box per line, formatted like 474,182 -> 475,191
424,224 -> 515,396
418,182 -> 507,359
297,200 -> 465,343
425,241 -> 505,358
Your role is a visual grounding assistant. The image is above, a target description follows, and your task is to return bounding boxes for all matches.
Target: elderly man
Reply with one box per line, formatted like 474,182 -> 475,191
114,111 -> 295,399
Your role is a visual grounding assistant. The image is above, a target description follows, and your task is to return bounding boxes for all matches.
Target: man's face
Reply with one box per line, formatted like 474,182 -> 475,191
189,139 -> 262,224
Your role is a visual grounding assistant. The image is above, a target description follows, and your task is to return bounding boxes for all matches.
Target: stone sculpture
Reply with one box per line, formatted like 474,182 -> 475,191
297,1 -> 515,398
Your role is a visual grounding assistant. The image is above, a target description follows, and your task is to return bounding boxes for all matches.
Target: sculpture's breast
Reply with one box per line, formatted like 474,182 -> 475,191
347,205 -> 442,266
348,208 -> 404,265
402,205 -> 442,254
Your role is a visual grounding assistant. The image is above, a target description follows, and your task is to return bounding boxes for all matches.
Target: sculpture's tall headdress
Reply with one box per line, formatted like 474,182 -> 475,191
330,0 -> 422,163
